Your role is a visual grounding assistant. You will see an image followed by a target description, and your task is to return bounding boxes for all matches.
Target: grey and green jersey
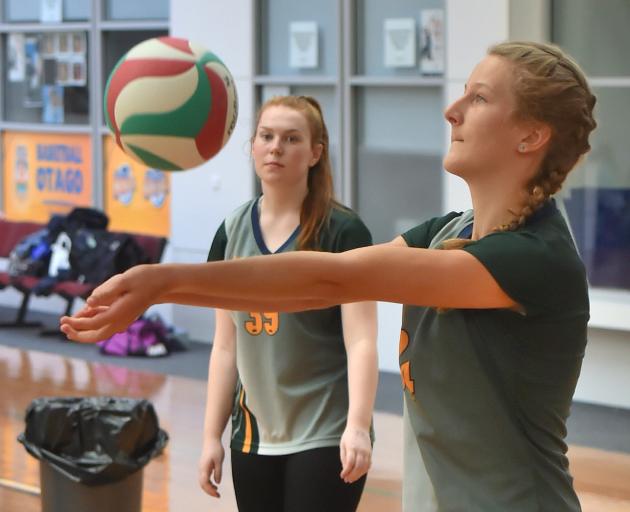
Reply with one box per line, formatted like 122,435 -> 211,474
400,200 -> 588,512
208,197 -> 373,455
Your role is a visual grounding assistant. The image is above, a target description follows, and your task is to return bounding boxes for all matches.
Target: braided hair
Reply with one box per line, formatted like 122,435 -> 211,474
442,41 -> 597,251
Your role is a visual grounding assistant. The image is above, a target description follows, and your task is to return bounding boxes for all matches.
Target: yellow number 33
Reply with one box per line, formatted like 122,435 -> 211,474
245,312 -> 279,336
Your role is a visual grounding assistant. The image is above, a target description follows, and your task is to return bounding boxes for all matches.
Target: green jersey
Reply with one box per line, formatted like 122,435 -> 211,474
400,200 -> 588,512
208,197 -> 373,455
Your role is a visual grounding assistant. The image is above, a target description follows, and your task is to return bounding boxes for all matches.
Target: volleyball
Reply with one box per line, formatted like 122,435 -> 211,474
104,37 -> 238,171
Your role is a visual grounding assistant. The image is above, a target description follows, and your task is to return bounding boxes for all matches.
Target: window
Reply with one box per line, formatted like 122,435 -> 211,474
4,0 -> 90,23
0,1 -> 170,226
105,0 -> 169,21
4,32 -> 89,125
553,0 -> 630,291
256,0 -> 446,242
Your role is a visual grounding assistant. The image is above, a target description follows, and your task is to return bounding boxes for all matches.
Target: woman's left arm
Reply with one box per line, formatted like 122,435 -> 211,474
338,300 -> 378,484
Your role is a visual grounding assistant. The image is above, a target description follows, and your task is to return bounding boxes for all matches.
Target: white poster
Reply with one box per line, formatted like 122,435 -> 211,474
24,36 -> 42,107
384,18 -> 416,68
8,34 -> 25,82
419,9 -> 445,75
40,0 -> 62,23
289,21 -> 318,69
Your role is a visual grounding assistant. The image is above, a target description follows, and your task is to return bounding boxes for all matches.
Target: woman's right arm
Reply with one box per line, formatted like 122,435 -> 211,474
198,308 -> 237,498
61,237 -> 517,343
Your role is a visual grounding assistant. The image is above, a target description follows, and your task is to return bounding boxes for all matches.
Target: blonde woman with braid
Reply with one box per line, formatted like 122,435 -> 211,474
62,41 -> 597,511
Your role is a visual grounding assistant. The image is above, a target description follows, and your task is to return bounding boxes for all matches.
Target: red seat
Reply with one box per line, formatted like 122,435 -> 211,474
1,218 -> 168,334
0,219 -> 46,327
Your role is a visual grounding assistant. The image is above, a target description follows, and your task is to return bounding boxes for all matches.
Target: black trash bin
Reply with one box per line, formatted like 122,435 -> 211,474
18,396 -> 168,512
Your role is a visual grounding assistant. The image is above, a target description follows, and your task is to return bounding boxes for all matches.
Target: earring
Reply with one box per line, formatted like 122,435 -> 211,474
518,143 -> 526,153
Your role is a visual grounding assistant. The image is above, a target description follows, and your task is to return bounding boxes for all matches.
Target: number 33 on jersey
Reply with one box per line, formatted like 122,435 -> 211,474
245,312 -> 279,336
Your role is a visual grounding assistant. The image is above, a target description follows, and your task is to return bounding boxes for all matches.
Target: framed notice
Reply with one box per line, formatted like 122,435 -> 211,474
419,9 -> 445,75
8,34 -> 25,82
40,0 -> 62,23
384,18 -> 416,68
289,21 -> 318,69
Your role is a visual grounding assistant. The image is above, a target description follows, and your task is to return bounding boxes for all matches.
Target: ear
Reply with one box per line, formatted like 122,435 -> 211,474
310,143 -> 323,167
519,123 -> 552,153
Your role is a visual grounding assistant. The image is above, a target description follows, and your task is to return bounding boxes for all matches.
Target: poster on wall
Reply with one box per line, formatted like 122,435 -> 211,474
8,34 -> 25,82
104,136 -> 171,237
40,32 -> 87,86
3,132 -> 92,222
40,0 -> 63,23
289,21 -> 319,69
24,36 -> 42,107
384,18 -> 416,68
419,9 -> 445,75
42,84 -> 64,123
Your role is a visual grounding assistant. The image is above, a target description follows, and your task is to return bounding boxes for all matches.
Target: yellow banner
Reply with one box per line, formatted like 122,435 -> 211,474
104,136 -> 170,237
3,132 -> 92,222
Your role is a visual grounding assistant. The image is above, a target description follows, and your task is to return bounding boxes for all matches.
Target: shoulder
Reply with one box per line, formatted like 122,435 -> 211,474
468,206 -> 581,269
328,205 -> 370,233
208,198 -> 257,262
321,204 -> 373,252
225,198 -> 257,234
402,211 -> 466,249
463,209 -> 587,317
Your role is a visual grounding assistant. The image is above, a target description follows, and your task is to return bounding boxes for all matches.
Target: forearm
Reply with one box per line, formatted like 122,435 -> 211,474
203,345 -> 237,444
161,250 -> 355,309
345,337 -> 378,430
159,292 -> 328,313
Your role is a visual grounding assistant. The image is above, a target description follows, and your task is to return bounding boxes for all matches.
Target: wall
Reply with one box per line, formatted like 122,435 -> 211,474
164,0 -> 255,341
1,0 -> 628,409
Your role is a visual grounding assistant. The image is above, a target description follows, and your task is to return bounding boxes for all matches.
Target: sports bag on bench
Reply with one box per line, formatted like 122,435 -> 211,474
98,317 -> 169,357
69,229 -> 146,284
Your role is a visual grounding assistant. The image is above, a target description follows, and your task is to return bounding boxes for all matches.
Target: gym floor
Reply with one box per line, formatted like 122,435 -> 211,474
1,308 -> 629,511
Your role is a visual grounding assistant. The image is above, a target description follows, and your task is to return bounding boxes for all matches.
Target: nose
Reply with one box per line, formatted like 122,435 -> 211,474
444,98 -> 463,126
270,136 -> 283,155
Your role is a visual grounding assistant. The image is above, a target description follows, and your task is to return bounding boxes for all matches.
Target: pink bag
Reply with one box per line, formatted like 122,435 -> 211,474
98,317 -> 168,357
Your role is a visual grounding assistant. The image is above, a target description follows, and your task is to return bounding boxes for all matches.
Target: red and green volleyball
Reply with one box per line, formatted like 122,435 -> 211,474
104,37 -> 238,171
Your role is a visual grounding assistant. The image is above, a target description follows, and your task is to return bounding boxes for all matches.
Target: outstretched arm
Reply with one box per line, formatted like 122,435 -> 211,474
60,242 -> 516,343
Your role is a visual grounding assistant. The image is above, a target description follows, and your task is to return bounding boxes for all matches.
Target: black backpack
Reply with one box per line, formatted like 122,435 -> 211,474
69,229 -> 146,284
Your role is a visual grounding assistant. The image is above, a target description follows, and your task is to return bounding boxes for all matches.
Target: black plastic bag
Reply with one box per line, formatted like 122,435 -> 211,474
18,396 -> 168,485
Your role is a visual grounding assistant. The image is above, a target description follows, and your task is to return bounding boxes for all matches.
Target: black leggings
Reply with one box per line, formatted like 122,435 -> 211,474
231,446 -> 367,512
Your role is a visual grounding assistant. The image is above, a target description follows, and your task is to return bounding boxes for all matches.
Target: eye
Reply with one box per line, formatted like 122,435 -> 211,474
473,94 -> 487,103
259,132 -> 273,141
286,135 -> 301,143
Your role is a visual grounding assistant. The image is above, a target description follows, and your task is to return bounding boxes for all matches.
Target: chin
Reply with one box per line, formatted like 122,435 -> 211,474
443,156 -> 465,178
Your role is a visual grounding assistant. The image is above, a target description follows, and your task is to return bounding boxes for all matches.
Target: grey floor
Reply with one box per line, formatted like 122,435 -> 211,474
1,306 -> 629,454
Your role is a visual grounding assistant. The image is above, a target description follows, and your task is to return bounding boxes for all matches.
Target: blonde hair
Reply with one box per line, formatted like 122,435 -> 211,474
442,41 -> 597,251
253,95 -> 340,250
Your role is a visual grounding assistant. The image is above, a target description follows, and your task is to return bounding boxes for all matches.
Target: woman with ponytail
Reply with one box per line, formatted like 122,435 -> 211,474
193,95 -> 377,511
62,42 -> 597,511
